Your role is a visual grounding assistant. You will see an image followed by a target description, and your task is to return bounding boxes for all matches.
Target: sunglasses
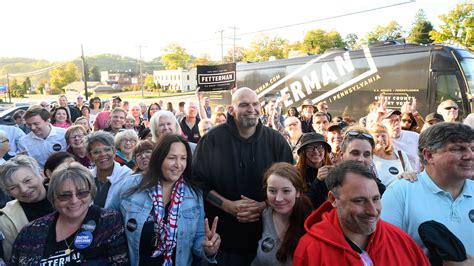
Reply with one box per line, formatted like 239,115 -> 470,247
57,190 -> 91,202
444,106 -> 458,110
346,131 -> 374,140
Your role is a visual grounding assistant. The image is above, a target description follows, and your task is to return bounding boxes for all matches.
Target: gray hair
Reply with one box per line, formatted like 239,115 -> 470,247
47,162 -> 97,205
114,129 -> 139,150
0,155 -> 41,193
436,99 -> 458,114
149,110 -> 181,142
85,131 -> 115,154
418,122 -> 474,165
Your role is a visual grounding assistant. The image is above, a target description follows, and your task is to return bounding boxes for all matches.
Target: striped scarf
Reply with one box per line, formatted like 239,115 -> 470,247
149,177 -> 185,265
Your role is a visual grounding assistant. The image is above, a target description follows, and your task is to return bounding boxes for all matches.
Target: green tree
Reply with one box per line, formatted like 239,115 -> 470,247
49,63 -> 80,92
408,9 -> 434,44
303,29 -> 345,54
344,33 -> 359,49
160,43 -> 191,70
366,21 -> 404,43
144,75 -> 156,91
9,78 -> 23,97
224,47 -> 245,63
243,34 -> 289,62
430,1 -> 473,48
36,80 -> 47,94
22,77 -> 32,94
88,66 -> 101,81
191,54 -> 214,67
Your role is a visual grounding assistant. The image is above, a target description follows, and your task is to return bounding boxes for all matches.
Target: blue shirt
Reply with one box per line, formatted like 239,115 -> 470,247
381,171 -> 474,255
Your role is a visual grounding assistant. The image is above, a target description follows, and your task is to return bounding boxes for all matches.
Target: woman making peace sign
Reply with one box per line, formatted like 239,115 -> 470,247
111,134 -> 220,265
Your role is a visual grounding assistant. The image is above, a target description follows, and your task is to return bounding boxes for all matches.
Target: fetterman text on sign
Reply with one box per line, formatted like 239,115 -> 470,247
197,63 -> 236,92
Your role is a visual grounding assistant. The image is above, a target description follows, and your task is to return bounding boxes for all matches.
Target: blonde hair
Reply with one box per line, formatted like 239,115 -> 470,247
369,123 -> 394,155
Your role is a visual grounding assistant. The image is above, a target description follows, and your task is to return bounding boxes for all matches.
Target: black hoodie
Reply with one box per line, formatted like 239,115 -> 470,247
193,113 -> 293,255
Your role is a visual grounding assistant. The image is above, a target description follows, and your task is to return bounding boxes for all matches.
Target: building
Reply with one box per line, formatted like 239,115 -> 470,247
100,71 -> 142,90
153,68 -> 197,92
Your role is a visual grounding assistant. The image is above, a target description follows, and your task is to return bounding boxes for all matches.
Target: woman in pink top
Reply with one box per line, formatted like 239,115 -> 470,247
51,107 -> 71,128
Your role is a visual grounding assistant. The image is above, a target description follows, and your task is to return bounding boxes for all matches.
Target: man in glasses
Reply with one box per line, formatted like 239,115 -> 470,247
294,161 -> 429,265
436,99 -> 459,122
382,109 -> 420,171
382,123 -> 473,265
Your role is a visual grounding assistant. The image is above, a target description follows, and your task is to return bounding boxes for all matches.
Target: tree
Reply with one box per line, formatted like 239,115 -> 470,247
88,66 -> 101,81
49,63 -> 80,92
191,54 -> 214,67
366,21 -> 404,43
9,78 -> 23,97
344,33 -> 359,49
303,29 -> 345,54
22,77 -> 32,94
160,43 -> 191,70
144,75 -> 156,91
430,1 -> 473,48
408,9 -> 434,44
224,47 -> 245,63
243,34 -> 289,62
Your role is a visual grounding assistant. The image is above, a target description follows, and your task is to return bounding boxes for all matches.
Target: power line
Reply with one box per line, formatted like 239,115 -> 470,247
0,63 -> 66,79
189,0 -> 415,44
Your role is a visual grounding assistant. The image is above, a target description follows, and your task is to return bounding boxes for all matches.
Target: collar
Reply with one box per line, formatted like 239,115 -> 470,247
421,171 -> 472,198
32,125 -> 55,140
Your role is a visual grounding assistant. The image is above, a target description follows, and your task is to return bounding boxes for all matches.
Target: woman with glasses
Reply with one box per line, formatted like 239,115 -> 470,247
10,162 -> 129,265
369,123 -> 412,186
89,97 -> 102,116
114,129 -> 139,169
133,140 -> 154,173
110,134 -> 220,265
0,156 -> 54,262
295,132 -> 333,209
65,125 -> 93,169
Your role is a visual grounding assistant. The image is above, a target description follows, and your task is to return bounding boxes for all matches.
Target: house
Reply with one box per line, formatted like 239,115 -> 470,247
153,68 -> 197,92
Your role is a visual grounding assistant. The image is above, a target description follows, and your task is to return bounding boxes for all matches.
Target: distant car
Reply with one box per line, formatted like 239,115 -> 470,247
0,105 -> 29,125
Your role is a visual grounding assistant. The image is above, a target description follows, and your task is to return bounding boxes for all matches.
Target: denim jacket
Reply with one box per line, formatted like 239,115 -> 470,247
110,174 -> 216,266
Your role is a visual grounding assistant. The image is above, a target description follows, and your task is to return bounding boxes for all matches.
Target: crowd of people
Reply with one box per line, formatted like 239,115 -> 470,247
0,89 -> 472,265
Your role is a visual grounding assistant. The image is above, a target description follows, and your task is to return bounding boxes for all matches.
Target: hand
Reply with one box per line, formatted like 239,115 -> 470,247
398,170 -> 418,182
236,195 -> 265,223
316,165 -> 334,181
195,87 -> 203,98
203,217 -> 221,256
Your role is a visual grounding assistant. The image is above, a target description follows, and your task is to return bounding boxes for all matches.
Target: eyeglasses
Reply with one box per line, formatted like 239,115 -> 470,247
136,150 -> 152,159
346,131 -> 374,140
69,134 -> 84,140
90,146 -> 113,156
401,119 -> 412,123
121,139 -> 137,145
444,106 -> 458,110
57,190 -> 91,202
305,144 -> 325,153
0,139 -> 9,143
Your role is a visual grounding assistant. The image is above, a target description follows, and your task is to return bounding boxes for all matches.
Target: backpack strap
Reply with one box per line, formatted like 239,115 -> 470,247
397,150 -> 406,171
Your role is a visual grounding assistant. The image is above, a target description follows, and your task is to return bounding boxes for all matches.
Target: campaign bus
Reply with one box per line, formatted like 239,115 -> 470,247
236,43 -> 474,119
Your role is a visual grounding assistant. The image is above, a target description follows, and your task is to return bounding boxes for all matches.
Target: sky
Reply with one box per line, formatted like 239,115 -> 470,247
0,0 -> 467,62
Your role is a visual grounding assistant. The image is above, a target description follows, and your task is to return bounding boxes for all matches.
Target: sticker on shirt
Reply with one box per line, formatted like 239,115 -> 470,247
469,210 -> 474,223
261,237 -> 275,253
40,249 -> 81,266
388,167 -> 399,175
127,218 -> 137,232
75,231 -> 93,249
81,220 -> 96,232
52,143 -> 62,151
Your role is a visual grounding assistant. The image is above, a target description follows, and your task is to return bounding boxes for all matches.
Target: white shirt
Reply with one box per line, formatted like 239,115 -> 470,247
0,125 -> 26,156
373,149 -> 413,186
392,130 -> 420,171
18,125 -> 67,168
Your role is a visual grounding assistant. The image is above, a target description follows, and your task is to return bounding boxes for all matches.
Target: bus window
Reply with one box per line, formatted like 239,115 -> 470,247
459,58 -> 474,95
435,74 -> 462,104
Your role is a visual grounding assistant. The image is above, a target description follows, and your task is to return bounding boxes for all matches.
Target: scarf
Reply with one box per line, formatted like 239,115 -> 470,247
149,177 -> 185,265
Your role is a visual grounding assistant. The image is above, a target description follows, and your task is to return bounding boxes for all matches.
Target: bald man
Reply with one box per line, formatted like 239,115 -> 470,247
193,88 -> 293,265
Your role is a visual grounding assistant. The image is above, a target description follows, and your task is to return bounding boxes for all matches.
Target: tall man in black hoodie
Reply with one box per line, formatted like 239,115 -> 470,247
193,87 -> 293,265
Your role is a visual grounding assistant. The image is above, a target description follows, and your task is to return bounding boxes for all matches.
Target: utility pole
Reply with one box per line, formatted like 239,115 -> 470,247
216,30 -> 224,63
229,26 -> 239,62
81,45 -> 89,101
6,73 -> 11,103
136,45 -> 146,98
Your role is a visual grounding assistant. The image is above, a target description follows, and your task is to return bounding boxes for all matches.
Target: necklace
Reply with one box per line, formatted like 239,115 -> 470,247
64,237 -> 73,255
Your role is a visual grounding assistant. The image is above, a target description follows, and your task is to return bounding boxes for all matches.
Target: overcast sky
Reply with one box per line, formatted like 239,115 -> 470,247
0,0 -> 465,62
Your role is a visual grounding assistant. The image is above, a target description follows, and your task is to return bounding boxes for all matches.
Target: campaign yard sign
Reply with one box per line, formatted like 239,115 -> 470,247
197,63 -> 236,92
0,85 -> 6,94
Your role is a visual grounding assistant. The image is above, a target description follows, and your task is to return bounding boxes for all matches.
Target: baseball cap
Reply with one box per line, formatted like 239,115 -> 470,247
383,109 -> 401,119
425,112 -> 444,122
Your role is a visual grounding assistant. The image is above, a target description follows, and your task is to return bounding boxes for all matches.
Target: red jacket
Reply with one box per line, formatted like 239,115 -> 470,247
293,201 -> 429,266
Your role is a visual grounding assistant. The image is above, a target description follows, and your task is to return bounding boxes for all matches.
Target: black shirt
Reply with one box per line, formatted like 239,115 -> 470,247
42,218 -> 81,265
20,196 -> 54,222
180,117 -> 201,143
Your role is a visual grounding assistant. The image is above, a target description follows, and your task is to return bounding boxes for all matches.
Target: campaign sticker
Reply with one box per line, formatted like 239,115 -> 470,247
81,220 -> 96,232
74,231 -> 93,249
127,218 -> 137,232
52,144 -> 62,151
388,167 -> 399,175
261,237 -> 275,253
469,210 -> 474,223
